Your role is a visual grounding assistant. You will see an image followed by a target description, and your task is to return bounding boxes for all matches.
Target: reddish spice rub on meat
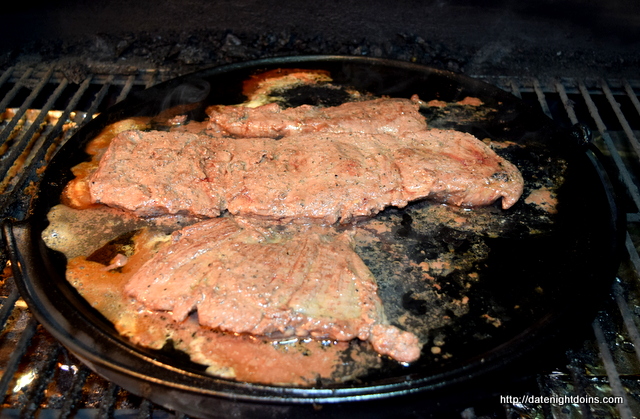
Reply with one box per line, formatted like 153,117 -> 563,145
207,97 -> 427,137
89,128 -> 523,223
124,217 -> 421,363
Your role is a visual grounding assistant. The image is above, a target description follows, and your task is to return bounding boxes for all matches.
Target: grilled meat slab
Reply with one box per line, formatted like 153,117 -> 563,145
207,97 -> 427,137
89,128 -> 523,223
124,217 -> 421,363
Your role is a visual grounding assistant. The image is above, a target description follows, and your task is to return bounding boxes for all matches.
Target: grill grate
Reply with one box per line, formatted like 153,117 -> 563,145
1,64 -> 639,418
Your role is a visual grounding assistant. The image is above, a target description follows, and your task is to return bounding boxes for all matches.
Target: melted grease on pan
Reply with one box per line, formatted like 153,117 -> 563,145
44,207 -> 385,385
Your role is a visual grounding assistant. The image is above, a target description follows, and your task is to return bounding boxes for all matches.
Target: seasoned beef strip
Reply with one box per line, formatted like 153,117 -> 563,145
124,217 -> 422,363
207,97 -> 427,137
89,130 -> 225,218
89,128 -> 523,223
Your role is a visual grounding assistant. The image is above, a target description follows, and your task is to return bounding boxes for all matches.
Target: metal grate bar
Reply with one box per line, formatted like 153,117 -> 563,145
0,67 -> 14,93
625,232 -> 640,274
613,281 -> 640,363
98,382 -> 119,419
623,79 -> 640,117
601,79 -> 640,159
84,75 -> 115,122
0,68 -> 53,148
554,81 -> 579,125
502,76 -> 640,416
592,319 -> 634,419
0,68 -> 33,115
19,344 -> 63,418
137,398 -> 152,419
507,78 -> 522,99
57,366 -> 90,419
532,78 -> 553,119
145,71 -> 159,89
565,352 -> 596,419
5,67 -> 176,88
0,78 -> 69,196
0,287 -> 20,330
535,374 -> 554,418
0,77 -> 93,216
536,80 -> 616,417
7,77 -> 69,153
0,316 -> 38,401
577,80 -> 640,210
556,80 -> 637,211
116,75 -> 137,104
575,76 -> 640,416
573,74 -> 640,416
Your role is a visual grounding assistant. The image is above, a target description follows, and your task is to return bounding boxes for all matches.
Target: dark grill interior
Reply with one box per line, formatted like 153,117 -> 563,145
1,2 -> 640,417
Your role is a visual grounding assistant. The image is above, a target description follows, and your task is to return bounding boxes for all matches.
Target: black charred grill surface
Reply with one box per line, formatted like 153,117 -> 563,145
1,1 -> 640,80
0,63 -> 639,418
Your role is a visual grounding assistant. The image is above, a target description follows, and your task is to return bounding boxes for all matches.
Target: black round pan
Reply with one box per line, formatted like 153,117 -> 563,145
3,56 -> 624,417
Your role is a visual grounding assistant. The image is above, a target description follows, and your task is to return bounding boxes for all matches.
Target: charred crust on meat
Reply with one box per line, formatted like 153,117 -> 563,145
491,171 -> 510,182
